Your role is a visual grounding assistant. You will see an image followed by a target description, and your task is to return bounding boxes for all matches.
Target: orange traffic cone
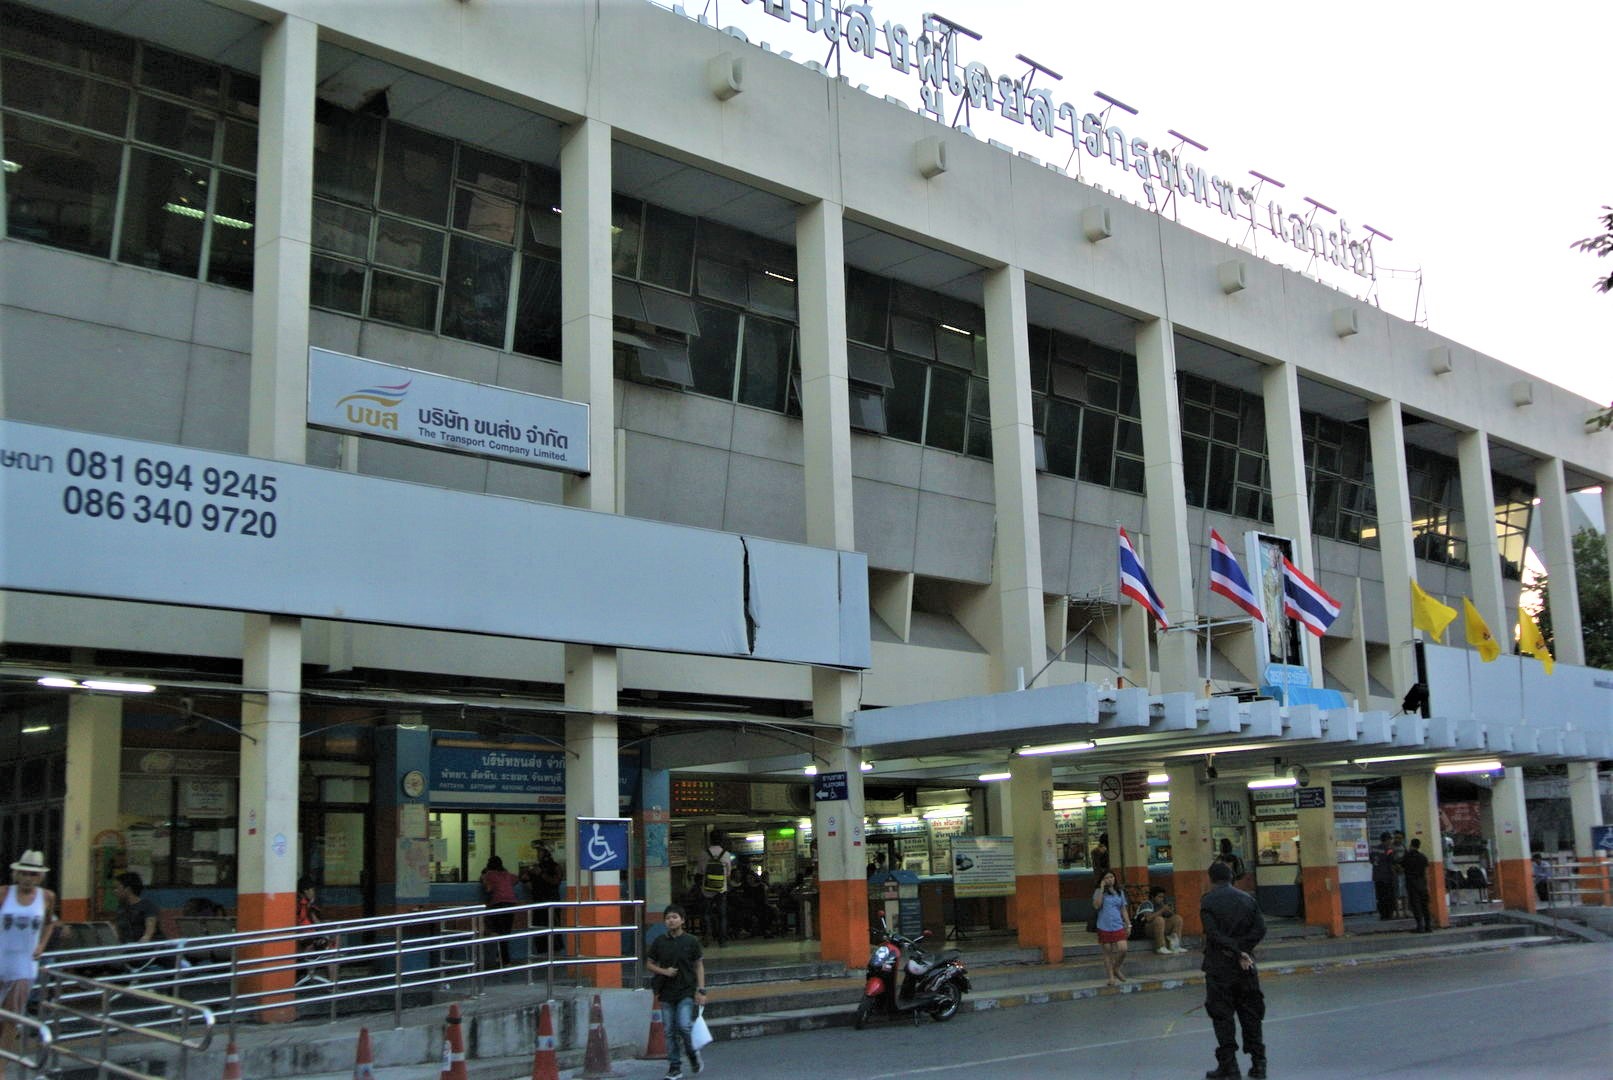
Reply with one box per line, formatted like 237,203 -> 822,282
577,993 -> 618,1078
353,1027 -> 375,1080
221,1040 -> 243,1080
639,1000 -> 667,1060
529,1001 -> 560,1080
439,1002 -> 469,1080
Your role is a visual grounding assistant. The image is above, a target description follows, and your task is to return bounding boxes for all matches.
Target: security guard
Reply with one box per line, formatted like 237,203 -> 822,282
1200,858 -> 1267,1078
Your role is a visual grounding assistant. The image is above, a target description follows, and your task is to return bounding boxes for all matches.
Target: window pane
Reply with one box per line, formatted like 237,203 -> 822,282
0,5 -> 134,79
441,235 -> 511,347
379,123 -> 453,223
688,303 -> 739,399
613,278 -> 645,322
513,255 -> 562,359
747,270 -> 795,318
966,417 -> 993,460
1206,444 -> 1237,512
1044,399 -> 1079,478
847,344 -> 894,388
1212,410 -> 1239,445
310,255 -> 365,314
140,45 -> 220,106
849,386 -> 887,434
845,267 -> 888,347
523,164 -> 561,254
226,72 -> 259,121
885,354 -> 927,443
738,318 -> 792,411
452,186 -> 518,244
611,195 -> 642,276
118,149 -> 206,276
1180,436 -> 1207,506
134,93 -> 215,158
935,325 -> 974,369
1238,398 -> 1266,451
1181,373 -> 1213,404
1112,456 -> 1144,494
221,118 -> 256,171
639,203 -> 695,292
1182,403 -> 1213,436
967,377 -> 991,420
924,366 -> 968,452
1115,419 -> 1143,455
1027,325 -> 1051,393
1086,375 -> 1119,412
2,115 -> 121,256
312,198 -> 370,259
369,269 -> 439,330
1,58 -> 130,134
455,145 -> 521,197
314,103 -> 381,205
205,170 -> 255,289
891,314 -> 936,361
1236,486 -> 1264,520
640,287 -> 700,335
696,258 -> 748,307
374,216 -> 444,275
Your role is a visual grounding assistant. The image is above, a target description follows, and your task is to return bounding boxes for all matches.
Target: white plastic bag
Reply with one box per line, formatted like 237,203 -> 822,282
690,1006 -> 714,1051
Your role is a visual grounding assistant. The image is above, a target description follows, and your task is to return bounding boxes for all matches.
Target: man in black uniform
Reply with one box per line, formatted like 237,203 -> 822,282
1401,837 -> 1432,932
1201,859 -> 1267,1079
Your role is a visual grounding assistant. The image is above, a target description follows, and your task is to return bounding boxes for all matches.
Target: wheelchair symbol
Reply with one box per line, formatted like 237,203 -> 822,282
585,823 -> 620,870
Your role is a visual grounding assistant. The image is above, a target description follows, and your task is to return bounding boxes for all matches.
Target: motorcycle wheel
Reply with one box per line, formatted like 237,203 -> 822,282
854,997 -> 875,1030
929,981 -> 962,1022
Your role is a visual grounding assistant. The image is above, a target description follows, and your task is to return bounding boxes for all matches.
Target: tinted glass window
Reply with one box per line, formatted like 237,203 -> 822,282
453,186 -> 518,244
374,217 -> 444,276
379,123 -> 452,223
205,170 -> 255,289
118,148 -> 206,276
639,203 -> 695,292
924,366 -> 968,453
134,93 -> 215,158
441,235 -> 511,347
310,255 -> 365,314
313,103 -> 381,205
0,5 -> 134,79
1044,399 -> 1079,478
885,355 -> 928,443
738,318 -> 792,411
312,198 -> 371,259
1,115 -> 121,256
1079,410 -> 1115,485
369,269 -> 438,330
140,45 -> 220,105
688,303 -> 740,399
1,58 -> 130,134
513,255 -> 562,359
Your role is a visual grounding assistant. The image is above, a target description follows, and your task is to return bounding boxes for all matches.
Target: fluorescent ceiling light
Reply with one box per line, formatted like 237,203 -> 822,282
1353,754 -> 1430,765
1247,776 -> 1298,789
763,269 -> 795,283
978,772 -> 1011,782
1434,760 -> 1503,775
859,762 -> 874,772
37,677 -> 80,689
1017,740 -> 1096,757
803,765 -> 818,776
922,806 -> 969,820
81,679 -> 157,693
877,816 -> 919,827
1147,773 -> 1169,784
1050,795 -> 1085,809
21,724 -> 51,735
798,818 -> 812,829
939,323 -> 973,336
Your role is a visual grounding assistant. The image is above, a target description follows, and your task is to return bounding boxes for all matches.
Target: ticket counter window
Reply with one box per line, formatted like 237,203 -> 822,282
429,811 -> 548,883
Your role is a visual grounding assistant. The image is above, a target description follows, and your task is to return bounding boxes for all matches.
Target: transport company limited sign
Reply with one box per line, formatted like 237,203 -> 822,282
307,347 -> 589,475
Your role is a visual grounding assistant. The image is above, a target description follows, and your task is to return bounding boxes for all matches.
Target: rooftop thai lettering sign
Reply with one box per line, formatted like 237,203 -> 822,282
682,0 -> 1383,280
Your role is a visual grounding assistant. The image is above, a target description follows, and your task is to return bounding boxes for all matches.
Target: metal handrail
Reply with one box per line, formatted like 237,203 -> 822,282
0,1004 -> 54,1073
34,969 -> 213,1080
42,897 -> 643,1064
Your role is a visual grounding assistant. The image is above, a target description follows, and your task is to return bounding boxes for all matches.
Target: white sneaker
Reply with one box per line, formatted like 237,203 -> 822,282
1157,947 -> 1173,955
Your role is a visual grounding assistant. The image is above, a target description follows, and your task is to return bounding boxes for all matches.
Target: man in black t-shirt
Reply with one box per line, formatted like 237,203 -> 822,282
113,872 -> 165,945
646,904 -> 707,1079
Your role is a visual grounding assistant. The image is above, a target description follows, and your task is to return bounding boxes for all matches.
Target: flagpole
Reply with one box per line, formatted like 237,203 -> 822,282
1114,522 -> 1124,689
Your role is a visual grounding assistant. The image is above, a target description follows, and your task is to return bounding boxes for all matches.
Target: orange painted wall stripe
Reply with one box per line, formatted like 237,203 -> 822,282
236,891 -> 298,1023
816,878 -> 869,968
1013,874 -> 1063,964
1495,857 -> 1536,914
1299,866 -> 1343,937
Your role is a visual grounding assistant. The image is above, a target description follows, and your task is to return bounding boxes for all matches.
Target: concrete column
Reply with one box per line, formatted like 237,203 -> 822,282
60,694 -> 122,921
559,116 -> 621,985
1400,771 -> 1448,928
811,706 -> 867,967
1262,361 -> 1321,687
1007,758 -> 1061,962
375,722 -> 431,913
238,15 -> 315,1017
1111,795 -> 1150,896
1456,432 -> 1505,633
1534,457 -> 1583,665
1367,399 -> 1417,697
1490,767 -> 1536,913
1133,320 -> 1196,692
1296,768 -> 1343,936
983,265 -> 1047,691
1566,763 -> 1609,906
1119,603 -> 1152,690
1167,765 -> 1214,934
636,769 -> 672,924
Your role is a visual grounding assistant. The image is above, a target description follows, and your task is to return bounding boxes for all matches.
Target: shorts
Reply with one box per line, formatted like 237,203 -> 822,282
1096,928 -> 1129,945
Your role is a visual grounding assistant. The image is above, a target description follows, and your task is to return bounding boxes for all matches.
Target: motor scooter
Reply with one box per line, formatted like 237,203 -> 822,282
853,920 -> 969,1029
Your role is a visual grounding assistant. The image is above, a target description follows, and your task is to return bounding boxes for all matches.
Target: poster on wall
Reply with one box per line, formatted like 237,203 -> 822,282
180,778 -> 233,818
950,836 -> 1015,898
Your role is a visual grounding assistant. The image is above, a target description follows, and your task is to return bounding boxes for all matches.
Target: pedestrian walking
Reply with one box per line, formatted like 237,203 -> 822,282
1401,838 -> 1433,932
1,851 -> 56,1070
645,904 -> 707,1080
1201,858 -> 1266,1079
695,834 -> 735,946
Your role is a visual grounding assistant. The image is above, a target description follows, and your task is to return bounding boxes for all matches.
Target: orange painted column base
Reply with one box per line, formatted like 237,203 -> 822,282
817,878 -> 870,969
1495,858 -> 1537,914
569,884 -> 623,988
1587,857 -> 1612,906
1427,864 -> 1450,928
1013,874 -> 1064,964
1171,870 -> 1208,935
1300,866 -> 1343,938
237,891 -> 298,1023
1119,864 -> 1150,890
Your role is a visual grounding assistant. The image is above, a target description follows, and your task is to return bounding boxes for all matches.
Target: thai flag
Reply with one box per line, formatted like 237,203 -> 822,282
1208,529 -> 1264,622
1281,557 -> 1341,637
1118,527 -> 1169,629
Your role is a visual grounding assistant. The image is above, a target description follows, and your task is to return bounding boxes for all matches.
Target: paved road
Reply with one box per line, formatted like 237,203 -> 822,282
582,942 -> 1613,1079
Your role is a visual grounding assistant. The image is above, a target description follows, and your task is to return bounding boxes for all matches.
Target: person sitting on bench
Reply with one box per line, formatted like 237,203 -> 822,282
1133,886 -> 1186,954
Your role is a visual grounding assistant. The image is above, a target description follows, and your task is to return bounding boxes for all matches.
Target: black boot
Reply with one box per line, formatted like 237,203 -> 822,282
1248,1055 -> 1268,1079
1206,1058 -> 1243,1079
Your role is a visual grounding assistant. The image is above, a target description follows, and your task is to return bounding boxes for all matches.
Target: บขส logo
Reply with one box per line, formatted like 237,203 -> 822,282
336,380 -> 410,431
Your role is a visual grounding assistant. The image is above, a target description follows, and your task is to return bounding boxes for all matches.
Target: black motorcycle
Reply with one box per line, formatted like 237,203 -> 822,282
853,922 -> 970,1029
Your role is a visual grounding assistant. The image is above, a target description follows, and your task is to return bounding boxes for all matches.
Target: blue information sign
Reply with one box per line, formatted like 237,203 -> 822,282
1296,787 -> 1327,809
577,817 -> 630,872
813,771 -> 849,802
1593,825 -> 1613,854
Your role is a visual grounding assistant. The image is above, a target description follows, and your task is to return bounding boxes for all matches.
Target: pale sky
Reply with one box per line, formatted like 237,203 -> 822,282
693,0 -> 1613,407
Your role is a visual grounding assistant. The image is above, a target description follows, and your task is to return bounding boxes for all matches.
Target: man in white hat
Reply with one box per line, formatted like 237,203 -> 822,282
1,850 -> 57,1068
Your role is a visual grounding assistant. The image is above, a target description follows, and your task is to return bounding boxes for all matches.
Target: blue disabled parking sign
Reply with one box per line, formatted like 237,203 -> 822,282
577,817 -> 631,872
1593,825 -> 1613,855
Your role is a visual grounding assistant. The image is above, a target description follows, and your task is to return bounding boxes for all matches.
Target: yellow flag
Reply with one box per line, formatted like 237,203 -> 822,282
1462,598 -> 1500,662
1517,607 -> 1555,674
1409,579 -> 1457,643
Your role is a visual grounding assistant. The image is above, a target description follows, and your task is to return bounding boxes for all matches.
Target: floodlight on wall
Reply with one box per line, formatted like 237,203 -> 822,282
1428,346 -> 1453,375
706,53 -> 745,100
915,135 -> 948,179
1217,259 -> 1248,295
1332,308 -> 1360,338
1511,380 -> 1534,407
1081,205 -> 1112,243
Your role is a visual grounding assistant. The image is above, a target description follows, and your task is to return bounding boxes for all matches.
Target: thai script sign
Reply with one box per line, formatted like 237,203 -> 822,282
684,0 -> 1383,281
950,835 -> 1016,897
307,347 -> 589,474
